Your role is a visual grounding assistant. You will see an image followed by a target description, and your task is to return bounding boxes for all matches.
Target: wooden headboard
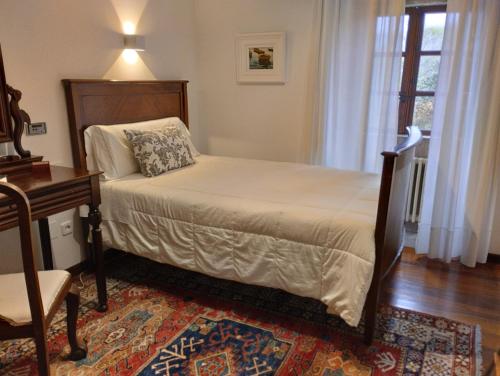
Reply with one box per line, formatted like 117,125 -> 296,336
62,79 -> 189,170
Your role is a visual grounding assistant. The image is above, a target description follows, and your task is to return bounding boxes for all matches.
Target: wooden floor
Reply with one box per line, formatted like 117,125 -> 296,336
382,248 -> 500,370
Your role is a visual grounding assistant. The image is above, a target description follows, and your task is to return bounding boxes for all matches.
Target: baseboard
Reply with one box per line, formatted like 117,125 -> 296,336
487,253 -> 500,263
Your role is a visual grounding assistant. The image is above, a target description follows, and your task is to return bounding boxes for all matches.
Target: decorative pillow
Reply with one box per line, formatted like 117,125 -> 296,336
124,128 -> 195,177
85,117 -> 199,180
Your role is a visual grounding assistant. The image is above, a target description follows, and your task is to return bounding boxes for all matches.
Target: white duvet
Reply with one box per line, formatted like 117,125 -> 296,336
98,155 -> 380,326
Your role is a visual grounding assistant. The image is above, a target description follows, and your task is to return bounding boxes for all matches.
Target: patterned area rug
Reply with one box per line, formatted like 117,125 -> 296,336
0,253 -> 481,375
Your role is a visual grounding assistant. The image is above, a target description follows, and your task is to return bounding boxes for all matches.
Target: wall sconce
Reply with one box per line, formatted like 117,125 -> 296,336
123,35 -> 145,51
122,34 -> 145,64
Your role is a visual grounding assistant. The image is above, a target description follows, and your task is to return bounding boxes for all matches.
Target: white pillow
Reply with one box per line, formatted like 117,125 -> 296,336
83,125 -> 99,172
84,117 -> 199,180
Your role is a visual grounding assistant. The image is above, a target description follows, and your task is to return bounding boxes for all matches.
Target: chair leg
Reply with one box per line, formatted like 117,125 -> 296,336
65,287 -> 87,361
34,330 -> 50,376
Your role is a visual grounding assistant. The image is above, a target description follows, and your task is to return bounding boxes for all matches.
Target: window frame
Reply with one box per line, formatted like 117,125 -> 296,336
398,4 -> 447,136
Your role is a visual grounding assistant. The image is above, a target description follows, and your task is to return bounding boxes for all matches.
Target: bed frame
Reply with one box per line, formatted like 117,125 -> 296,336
62,79 -> 422,345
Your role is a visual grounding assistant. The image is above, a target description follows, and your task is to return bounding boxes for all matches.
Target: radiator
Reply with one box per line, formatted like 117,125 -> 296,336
405,157 -> 427,223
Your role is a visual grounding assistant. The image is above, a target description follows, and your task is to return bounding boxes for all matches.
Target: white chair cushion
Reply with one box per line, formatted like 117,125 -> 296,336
0,270 -> 71,326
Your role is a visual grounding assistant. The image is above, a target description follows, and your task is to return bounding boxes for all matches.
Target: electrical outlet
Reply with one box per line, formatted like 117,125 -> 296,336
60,220 -> 73,236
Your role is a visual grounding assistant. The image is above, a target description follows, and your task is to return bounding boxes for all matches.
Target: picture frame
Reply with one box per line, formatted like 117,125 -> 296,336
235,32 -> 286,84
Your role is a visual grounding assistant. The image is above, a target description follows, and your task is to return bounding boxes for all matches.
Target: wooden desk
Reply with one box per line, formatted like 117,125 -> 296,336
0,166 -> 107,312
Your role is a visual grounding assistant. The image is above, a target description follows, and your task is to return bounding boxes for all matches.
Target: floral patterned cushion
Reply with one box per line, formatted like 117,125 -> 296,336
124,128 -> 195,177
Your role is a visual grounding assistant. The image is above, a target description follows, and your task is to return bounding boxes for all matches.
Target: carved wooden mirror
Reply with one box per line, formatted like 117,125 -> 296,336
0,44 -> 40,176
0,45 -> 12,143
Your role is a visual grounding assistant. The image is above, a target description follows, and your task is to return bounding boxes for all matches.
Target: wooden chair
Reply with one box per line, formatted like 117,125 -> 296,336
0,182 -> 86,375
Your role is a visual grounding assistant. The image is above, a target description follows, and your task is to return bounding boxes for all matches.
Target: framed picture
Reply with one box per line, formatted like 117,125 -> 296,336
235,32 -> 286,84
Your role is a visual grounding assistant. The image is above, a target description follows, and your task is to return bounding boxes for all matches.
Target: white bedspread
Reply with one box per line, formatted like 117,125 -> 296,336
98,155 -> 381,326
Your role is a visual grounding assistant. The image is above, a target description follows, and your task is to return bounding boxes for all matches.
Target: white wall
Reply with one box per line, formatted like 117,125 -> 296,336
194,0 -> 316,162
0,0 -> 198,271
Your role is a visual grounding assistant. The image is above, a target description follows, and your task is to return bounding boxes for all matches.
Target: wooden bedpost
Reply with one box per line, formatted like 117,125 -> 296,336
364,126 -> 422,345
364,152 -> 396,345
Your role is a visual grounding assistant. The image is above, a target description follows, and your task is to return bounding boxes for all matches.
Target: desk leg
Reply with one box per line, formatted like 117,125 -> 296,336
88,205 -> 107,312
38,218 -> 54,270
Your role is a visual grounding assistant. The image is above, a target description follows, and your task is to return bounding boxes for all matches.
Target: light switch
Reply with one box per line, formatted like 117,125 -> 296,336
27,122 -> 47,135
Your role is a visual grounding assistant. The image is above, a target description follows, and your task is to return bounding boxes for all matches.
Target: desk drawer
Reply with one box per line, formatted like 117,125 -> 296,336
0,179 -> 92,230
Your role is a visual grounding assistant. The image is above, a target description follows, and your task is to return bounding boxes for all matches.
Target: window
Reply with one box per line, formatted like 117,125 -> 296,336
399,6 -> 446,135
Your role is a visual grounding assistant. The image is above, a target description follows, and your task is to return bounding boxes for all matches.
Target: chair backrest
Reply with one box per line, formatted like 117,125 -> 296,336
0,182 -> 45,326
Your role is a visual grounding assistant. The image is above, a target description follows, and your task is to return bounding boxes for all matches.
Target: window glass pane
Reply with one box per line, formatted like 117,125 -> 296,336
402,15 -> 409,52
422,13 -> 446,51
417,56 -> 440,91
413,96 -> 434,130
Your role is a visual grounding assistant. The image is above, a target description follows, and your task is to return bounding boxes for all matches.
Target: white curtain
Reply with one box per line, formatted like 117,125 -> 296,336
416,0 -> 500,266
307,0 -> 405,173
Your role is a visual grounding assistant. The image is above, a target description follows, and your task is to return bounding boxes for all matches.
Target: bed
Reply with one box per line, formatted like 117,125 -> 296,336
63,79 -> 421,344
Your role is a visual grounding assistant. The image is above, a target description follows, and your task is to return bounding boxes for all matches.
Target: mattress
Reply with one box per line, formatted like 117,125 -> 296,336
98,155 -> 381,326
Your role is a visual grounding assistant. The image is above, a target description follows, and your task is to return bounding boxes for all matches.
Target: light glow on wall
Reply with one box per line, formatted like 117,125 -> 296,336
122,49 -> 139,64
123,21 -> 136,35
111,0 -> 148,30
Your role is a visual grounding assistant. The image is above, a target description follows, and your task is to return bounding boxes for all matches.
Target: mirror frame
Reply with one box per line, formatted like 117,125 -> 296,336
0,45 -> 12,143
